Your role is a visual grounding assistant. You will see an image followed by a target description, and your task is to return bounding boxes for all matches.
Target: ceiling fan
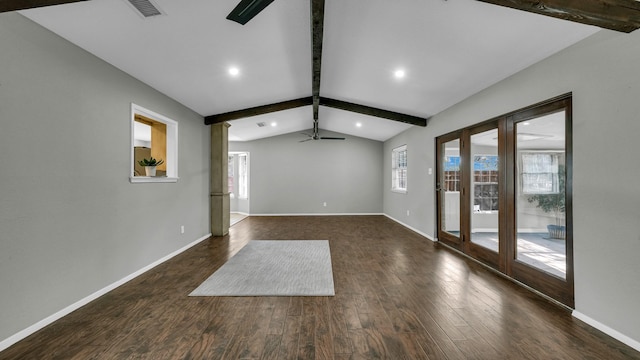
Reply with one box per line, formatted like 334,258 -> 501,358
299,119 -> 345,142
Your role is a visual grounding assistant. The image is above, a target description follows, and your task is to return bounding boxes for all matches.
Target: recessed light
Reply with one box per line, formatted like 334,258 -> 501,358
394,69 -> 406,79
356,122 -> 362,128
522,122 -> 530,126
228,67 -> 240,76
270,122 -> 277,127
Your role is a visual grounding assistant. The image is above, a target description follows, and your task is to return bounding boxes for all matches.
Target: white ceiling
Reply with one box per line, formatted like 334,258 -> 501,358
20,0 -> 599,142
458,110 -> 566,150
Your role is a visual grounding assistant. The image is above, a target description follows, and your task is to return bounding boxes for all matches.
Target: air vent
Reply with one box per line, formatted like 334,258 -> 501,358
256,122 -> 266,127
126,0 -> 163,18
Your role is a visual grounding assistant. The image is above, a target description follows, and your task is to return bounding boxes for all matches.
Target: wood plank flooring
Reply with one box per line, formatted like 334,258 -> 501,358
1,215 -> 638,359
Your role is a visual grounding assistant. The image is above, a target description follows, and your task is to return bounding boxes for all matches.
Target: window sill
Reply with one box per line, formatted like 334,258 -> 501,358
391,189 -> 407,194
130,176 -> 179,183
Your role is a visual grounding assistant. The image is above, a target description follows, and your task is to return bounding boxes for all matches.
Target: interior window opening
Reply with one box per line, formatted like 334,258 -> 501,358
130,103 -> 178,183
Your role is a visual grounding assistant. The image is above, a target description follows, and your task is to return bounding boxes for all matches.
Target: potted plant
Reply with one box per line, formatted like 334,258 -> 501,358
138,157 -> 164,177
526,165 -> 566,239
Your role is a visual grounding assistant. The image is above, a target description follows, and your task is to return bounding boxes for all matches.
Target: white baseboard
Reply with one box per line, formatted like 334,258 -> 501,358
383,214 -> 436,242
0,233 -> 212,353
231,211 -> 249,216
572,311 -> 640,352
249,213 -> 384,216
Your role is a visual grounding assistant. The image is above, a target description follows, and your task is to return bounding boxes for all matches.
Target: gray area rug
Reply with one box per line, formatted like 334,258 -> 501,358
189,240 -> 335,296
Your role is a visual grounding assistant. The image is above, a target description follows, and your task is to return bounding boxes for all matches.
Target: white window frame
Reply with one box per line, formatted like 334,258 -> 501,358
238,153 -> 249,199
228,155 -> 235,198
391,145 -> 408,193
130,103 -> 179,183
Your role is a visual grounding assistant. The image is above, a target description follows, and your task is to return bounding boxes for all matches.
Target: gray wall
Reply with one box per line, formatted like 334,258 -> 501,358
230,130 -> 383,214
0,14 -> 210,343
384,29 -> 640,345
383,129 -> 438,237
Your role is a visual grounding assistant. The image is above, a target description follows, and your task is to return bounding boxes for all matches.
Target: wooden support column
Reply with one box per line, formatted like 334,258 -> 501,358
210,122 -> 231,236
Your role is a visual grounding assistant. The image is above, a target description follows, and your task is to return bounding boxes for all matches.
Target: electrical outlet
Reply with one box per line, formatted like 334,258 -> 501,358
407,210 -> 410,216
323,202 -> 327,207
180,225 -> 185,234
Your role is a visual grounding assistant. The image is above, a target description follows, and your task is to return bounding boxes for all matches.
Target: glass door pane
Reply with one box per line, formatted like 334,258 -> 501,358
441,139 -> 461,238
515,111 -> 566,279
470,129 -> 499,252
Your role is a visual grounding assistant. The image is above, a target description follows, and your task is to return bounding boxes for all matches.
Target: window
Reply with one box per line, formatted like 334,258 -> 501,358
228,155 -> 235,196
521,152 -> 560,194
229,152 -> 249,199
130,104 -> 178,183
238,153 -> 248,199
473,155 -> 499,212
444,155 -> 498,211
443,155 -> 461,191
392,145 -> 407,192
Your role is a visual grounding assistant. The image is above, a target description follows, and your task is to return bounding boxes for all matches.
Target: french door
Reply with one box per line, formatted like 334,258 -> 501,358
436,132 -> 463,247
436,95 -> 573,307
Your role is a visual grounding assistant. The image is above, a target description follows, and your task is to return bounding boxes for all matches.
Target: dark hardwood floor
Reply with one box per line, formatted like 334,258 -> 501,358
1,216 -> 638,359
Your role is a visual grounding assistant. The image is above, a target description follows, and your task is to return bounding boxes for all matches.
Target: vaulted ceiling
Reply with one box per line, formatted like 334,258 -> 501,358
13,0 -> 621,141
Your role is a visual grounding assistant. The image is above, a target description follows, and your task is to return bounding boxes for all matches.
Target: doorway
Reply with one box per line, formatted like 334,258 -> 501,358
436,94 -> 573,307
228,151 -> 250,226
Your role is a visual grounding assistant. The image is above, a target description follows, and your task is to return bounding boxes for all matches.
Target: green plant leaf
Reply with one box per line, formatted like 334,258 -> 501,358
137,157 -> 164,167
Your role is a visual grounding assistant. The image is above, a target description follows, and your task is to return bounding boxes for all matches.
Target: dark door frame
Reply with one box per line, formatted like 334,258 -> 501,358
435,93 -> 574,308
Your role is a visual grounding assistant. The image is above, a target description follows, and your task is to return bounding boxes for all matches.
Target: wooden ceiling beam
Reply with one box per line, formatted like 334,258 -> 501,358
476,0 -> 640,33
0,0 -> 88,13
204,97 -> 313,125
311,0 -> 325,121
204,96 -> 428,126
210,0 -> 427,128
320,97 -> 428,127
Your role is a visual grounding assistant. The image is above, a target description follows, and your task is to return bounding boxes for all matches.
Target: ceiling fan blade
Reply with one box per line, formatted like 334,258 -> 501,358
226,0 -> 275,25
320,137 -> 345,140
0,0 -> 88,13
299,138 -> 313,143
